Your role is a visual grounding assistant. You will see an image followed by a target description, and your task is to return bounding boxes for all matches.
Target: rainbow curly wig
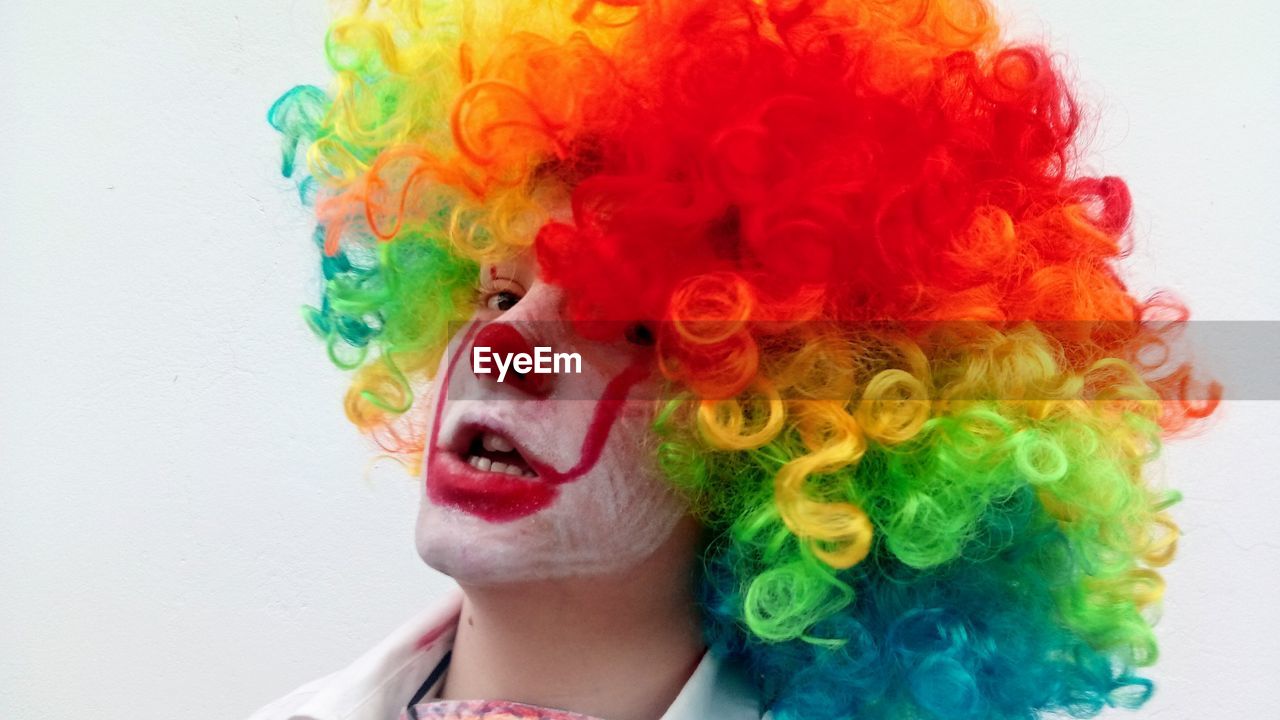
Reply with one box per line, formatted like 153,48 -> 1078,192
270,1 -> 1221,717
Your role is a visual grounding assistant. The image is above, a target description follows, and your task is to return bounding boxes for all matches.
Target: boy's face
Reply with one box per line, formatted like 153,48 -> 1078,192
415,248 -> 690,585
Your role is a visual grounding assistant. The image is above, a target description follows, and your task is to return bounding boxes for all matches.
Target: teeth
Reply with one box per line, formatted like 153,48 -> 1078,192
464,447 -> 538,479
481,432 -> 516,453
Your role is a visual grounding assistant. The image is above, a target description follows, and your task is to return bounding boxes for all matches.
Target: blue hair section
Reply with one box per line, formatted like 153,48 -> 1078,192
699,484 -> 1158,720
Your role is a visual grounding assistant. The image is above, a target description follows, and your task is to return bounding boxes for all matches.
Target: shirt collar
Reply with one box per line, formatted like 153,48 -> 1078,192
289,588 -> 463,720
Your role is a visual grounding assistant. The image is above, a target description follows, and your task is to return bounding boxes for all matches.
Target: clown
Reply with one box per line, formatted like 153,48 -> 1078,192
256,1 -> 1219,718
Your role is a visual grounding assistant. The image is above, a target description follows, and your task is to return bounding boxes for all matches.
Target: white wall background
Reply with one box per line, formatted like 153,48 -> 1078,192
1,1 -> 1276,718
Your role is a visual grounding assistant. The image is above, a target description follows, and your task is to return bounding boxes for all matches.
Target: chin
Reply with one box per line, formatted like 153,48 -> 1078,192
414,487 -> 686,586
414,501 -> 545,585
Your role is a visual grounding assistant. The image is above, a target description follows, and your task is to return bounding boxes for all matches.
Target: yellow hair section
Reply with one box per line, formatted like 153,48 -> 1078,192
698,379 -> 787,450
775,402 -> 873,569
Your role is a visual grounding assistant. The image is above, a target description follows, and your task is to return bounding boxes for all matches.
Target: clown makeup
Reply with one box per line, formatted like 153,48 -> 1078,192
414,249 -> 689,586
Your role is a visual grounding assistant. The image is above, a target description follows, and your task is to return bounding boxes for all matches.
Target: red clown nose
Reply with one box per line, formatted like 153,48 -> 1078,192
471,322 -> 554,397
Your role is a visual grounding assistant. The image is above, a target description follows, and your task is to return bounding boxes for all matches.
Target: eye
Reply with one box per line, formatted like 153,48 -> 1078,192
484,289 -> 522,312
624,322 -> 656,346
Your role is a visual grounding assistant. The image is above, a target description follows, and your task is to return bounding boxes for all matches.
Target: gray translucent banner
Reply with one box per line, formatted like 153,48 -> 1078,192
428,320 -> 1271,402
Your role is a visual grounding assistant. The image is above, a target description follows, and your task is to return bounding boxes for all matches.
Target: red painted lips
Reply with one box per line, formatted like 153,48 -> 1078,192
427,448 -> 557,522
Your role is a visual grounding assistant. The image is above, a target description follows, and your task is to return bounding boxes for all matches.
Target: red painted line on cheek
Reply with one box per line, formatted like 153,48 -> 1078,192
526,357 -> 653,485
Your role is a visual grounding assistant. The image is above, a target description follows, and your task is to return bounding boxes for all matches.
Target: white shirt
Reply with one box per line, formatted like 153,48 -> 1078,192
247,587 -> 766,720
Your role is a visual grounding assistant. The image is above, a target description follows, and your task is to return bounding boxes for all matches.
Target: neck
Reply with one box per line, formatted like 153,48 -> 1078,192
440,519 -> 706,720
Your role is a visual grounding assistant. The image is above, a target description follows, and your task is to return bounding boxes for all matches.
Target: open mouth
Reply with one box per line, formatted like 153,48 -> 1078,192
461,429 -> 538,480
427,421 -> 556,523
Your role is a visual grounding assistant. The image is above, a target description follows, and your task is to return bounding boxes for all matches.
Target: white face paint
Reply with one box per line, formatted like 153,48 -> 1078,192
415,250 -> 689,585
